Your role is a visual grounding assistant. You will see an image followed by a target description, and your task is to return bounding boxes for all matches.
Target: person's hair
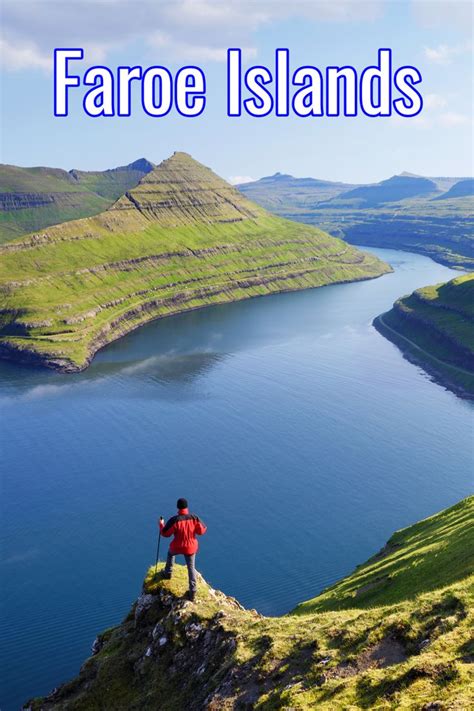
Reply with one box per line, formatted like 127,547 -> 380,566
177,497 -> 188,510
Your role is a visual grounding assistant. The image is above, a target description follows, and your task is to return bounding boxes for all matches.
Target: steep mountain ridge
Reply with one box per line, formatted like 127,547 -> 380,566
24,496 -> 474,710
109,151 -> 262,225
0,152 -> 389,372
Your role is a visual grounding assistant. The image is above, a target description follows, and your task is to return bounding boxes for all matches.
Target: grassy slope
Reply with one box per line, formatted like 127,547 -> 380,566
374,273 -> 474,397
0,161 -> 152,242
0,152 -> 389,372
238,175 -> 474,270
27,497 -> 474,710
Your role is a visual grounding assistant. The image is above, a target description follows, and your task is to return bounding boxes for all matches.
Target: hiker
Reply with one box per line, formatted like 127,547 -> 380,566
159,498 -> 207,601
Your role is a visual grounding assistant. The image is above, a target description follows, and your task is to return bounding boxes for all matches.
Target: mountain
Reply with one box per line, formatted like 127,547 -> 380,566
434,179 -> 474,200
238,172 -> 357,211
334,175 -> 439,206
0,159 -> 154,242
374,273 -> 474,398
24,496 -> 474,710
238,173 -> 474,270
0,152 -> 390,372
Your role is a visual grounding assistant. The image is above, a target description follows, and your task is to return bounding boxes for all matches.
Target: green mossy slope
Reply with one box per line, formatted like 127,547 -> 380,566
0,159 -> 153,242
26,497 -> 474,710
374,273 -> 474,398
0,152 -> 390,372
296,496 -> 474,613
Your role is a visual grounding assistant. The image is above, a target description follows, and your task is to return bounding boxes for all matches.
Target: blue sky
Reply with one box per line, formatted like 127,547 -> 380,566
0,0 -> 472,183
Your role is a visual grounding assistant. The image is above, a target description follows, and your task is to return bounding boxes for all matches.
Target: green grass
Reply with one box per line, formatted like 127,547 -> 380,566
296,496 -> 474,612
26,497 -> 474,710
0,193 -> 111,242
0,152 -> 390,372
374,273 -> 474,397
0,160 -> 153,243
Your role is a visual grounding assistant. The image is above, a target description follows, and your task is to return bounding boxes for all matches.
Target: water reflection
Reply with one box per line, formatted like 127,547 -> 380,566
0,350 -> 227,403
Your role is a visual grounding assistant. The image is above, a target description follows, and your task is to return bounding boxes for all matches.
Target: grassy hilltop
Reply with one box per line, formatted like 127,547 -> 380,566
0,152 -> 389,372
374,273 -> 474,398
239,173 -> 474,270
0,159 -> 154,243
26,496 -> 474,710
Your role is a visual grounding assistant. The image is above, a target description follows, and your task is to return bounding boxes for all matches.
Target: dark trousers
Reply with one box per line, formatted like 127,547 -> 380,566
164,551 -> 197,592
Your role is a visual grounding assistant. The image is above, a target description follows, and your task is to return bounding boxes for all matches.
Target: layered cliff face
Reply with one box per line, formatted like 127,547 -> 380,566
24,497 -> 474,710
0,159 -> 154,243
374,273 -> 474,398
0,152 -> 390,373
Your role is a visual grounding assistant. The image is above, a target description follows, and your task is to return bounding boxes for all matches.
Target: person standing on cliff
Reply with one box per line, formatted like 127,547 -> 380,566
159,498 -> 207,602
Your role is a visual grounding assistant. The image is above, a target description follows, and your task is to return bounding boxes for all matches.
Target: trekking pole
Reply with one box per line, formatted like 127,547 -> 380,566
154,520 -> 162,574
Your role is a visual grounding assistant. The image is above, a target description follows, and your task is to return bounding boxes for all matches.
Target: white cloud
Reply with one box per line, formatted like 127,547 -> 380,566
423,93 -> 447,110
390,113 -> 430,129
0,0 -> 383,72
438,111 -> 469,126
412,0 -> 473,34
0,38 -> 52,71
391,93 -> 471,130
229,175 -> 256,184
423,42 -> 472,64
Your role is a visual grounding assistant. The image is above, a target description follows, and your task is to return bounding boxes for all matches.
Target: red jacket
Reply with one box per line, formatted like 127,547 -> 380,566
160,508 -> 207,555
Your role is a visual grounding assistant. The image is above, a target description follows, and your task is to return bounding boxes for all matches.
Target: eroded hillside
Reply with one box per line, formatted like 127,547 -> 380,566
0,152 -> 389,372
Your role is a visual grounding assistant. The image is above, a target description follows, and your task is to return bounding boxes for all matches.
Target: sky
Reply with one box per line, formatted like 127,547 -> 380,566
0,0 -> 472,183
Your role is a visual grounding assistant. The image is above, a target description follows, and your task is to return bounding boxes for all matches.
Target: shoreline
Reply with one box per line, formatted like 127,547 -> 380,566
373,312 -> 474,400
0,267 -> 390,374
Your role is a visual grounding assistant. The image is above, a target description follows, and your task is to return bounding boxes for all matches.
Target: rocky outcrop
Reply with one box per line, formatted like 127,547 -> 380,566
23,570 -> 259,710
0,193 -> 58,210
22,496 -> 474,710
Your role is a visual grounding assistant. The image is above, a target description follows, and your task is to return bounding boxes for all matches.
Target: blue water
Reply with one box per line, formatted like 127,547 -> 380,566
1,248 -> 472,709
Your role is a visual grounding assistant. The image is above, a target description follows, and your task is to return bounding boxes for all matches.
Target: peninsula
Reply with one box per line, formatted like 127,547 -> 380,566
0,152 -> 389,373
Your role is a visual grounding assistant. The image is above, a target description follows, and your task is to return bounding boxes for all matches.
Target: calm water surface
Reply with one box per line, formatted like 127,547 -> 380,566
1,248 -> 473,709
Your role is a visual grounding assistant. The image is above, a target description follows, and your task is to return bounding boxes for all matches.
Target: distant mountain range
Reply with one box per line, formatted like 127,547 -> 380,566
0,158 -> 154,243
239,172 -> 474,269
239,171 -> 470,205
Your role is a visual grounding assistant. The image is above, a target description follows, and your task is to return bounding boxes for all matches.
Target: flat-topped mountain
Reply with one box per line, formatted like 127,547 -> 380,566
25,496 -> 474,710
0,158 -> 154,242
335,174 -> 439,206
238,172 -> 356,209
0,152 -> 389,372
